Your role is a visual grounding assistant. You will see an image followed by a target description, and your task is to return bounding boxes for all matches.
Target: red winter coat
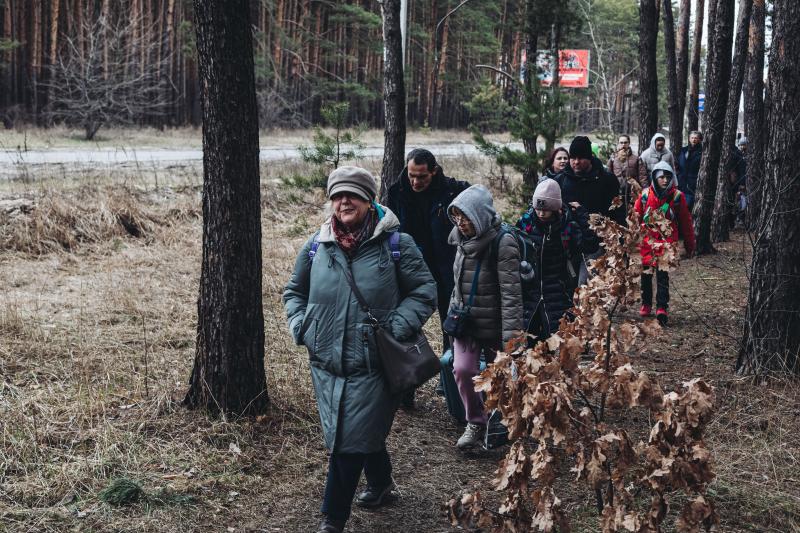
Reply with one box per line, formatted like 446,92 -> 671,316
634,183 -> 696,267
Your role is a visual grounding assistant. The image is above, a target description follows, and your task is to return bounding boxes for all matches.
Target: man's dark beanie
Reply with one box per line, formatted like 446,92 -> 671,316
569,136 -> 593,160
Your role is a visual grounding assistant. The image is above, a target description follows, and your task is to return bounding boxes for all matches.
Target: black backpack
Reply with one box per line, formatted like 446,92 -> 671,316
490,220 -> 579,300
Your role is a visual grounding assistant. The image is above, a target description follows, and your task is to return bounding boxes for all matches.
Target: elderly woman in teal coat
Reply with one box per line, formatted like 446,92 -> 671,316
283,166 -> 437,533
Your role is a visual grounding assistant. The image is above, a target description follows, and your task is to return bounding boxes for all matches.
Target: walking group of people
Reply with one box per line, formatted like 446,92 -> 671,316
283,133 -> 710,533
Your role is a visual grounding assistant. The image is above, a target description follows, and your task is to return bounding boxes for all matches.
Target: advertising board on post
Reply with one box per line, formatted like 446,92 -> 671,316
534,49 -> 591,88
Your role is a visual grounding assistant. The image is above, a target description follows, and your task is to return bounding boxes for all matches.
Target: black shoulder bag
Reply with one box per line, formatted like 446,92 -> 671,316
341,260 -> 439,394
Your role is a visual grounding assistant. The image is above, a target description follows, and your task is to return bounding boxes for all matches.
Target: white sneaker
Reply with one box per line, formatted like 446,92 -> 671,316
457,423 -> 486,450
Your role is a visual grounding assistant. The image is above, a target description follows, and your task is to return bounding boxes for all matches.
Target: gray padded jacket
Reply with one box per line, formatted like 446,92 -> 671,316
447,185 -> 523,343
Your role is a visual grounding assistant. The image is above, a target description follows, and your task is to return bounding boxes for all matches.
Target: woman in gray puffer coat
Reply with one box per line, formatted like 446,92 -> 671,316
283,166 -> 437,533
446,184 -> 523,450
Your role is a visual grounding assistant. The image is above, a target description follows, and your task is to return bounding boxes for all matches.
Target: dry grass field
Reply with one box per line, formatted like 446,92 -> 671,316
0,133 -> 798,532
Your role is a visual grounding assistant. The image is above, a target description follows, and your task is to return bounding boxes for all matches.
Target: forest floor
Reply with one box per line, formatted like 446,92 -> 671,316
0,131 -> 798,532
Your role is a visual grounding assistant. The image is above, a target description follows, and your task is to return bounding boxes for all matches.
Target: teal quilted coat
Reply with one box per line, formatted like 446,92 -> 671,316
283,206 -> 436,453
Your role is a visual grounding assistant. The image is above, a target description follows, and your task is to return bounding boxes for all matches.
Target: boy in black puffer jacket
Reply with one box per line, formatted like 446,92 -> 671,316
516,179 -> 600,339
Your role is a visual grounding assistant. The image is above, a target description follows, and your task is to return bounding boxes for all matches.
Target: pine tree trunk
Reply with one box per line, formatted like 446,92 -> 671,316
1,2 -> 9,113
711,0 -> 752,243
638,0 -> 659,154
379,0 -> 406,202
737,0 -> 800,375
273,0 -> 284,81
743,0 -> 765,232
47,0 -> 60,115
687,0 -> 704,132
184,0 -> 268,416
31,0 -> 42,116
100,0 -> 109,80
662,0 -> 681,160
163,0 -> 176,126
692,0 -> 734,255
75,0 -> 84,66
676,0 -> 690,143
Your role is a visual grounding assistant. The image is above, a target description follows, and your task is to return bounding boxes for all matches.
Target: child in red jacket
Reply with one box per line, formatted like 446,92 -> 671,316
634,161 -> 696,325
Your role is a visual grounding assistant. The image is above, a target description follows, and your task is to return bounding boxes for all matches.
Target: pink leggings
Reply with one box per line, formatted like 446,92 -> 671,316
452,337 -> 495,424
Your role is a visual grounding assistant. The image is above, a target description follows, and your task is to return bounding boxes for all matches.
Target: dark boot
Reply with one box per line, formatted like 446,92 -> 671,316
400,389 -> 415,410
354,483 -> 397,508
316,517 -> 346,533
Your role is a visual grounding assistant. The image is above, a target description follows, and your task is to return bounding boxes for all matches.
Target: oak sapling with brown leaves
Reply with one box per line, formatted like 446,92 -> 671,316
448,180 -> 717,532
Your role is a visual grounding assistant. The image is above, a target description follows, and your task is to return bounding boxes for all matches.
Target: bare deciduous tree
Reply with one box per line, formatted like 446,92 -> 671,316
45,14 -> 172,140
577,0 -> 637,137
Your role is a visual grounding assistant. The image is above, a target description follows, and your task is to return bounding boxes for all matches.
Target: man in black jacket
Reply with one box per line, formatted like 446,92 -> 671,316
387,149 -> 470,408
677,131 -> 703,209
554,136 -> 625,284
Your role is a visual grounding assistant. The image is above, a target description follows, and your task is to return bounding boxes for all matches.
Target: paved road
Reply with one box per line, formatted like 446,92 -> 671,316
0,141 -> 526,170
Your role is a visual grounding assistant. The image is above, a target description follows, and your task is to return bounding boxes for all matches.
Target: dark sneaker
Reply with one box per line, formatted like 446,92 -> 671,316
316,517 -> 346,533
656,308 -> 668,326
354,483 -> 396,508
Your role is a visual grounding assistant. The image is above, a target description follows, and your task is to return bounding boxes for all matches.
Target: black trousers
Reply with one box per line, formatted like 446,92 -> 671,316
641,269 -> 670,309
320,449 -> 392,521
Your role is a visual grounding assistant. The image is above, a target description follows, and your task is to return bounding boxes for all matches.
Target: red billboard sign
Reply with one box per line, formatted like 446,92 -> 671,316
537,49 -> 591,88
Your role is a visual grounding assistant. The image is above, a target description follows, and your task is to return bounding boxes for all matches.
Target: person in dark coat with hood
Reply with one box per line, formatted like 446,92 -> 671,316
552,136 -> 625,284
446,185 -> 523,449
516,179 -> 600,339
387,149 -> 469,407
677,131 -> 703,209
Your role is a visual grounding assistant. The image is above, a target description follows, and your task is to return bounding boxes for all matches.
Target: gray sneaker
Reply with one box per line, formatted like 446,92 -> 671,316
457,423 -> 486,450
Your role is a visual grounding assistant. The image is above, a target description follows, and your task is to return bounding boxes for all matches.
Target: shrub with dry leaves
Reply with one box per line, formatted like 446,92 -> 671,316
448,183 -> 718,532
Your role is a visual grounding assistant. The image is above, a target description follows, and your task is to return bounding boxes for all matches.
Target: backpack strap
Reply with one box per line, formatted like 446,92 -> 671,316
388,231 -> 401,262
490,223 -> 511,265
309,231 -> 400,263
308,231 -> 322,261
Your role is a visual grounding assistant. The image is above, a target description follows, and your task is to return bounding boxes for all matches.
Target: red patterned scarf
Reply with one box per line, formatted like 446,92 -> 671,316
331,208 -> 377,257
